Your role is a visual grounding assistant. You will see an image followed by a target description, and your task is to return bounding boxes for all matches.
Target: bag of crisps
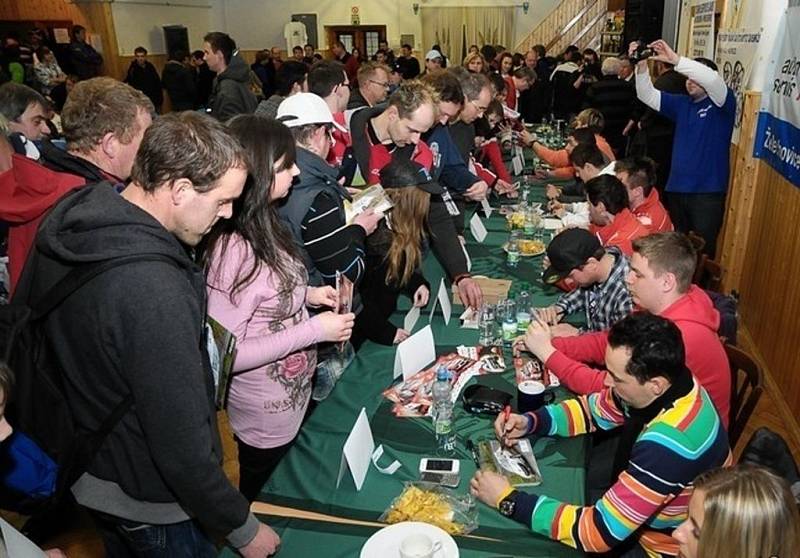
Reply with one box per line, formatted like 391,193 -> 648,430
379,482 -> 478,535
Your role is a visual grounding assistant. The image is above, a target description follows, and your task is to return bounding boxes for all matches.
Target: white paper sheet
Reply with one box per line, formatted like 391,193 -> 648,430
469,213 -> 488,243
393,325 -> 436,380
403,306 -> 420,332
337,409 -> 400,491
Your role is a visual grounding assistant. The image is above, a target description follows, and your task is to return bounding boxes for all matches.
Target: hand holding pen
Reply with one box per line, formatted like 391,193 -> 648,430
494,405 -> 529,447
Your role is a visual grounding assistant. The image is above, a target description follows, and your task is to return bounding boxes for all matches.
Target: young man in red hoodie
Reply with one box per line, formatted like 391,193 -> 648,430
586,174 -> 650,256
0,78 -> 154,294
518,231 -> 731,427
616,156 -> 674,233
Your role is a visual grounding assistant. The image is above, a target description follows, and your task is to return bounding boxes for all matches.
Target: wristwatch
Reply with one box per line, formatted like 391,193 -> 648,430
498,490 -> 519,517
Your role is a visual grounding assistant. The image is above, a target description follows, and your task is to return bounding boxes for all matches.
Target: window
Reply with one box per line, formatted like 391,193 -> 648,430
339,34 -> 354,53
365,31 -> 379,57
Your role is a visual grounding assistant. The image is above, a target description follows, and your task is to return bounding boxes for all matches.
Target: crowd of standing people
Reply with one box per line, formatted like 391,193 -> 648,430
0,25 -> 796,558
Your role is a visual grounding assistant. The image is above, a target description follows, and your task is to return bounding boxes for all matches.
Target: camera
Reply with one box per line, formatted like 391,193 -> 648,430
630,42 -> 654,62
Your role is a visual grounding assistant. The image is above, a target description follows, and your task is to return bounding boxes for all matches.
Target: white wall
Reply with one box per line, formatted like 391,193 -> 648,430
112,0 -> 213,55
212,0 -> 558,52
108,0 -> 560,56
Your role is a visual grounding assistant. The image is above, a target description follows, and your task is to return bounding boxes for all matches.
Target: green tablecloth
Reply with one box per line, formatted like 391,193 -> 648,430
223,184 -> 587,558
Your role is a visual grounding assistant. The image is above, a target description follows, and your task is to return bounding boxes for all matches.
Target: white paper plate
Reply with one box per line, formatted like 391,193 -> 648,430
360,521 -> 459,558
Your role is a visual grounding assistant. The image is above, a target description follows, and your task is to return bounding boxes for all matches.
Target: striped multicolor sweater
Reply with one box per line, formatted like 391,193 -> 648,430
513,378 -> 731,557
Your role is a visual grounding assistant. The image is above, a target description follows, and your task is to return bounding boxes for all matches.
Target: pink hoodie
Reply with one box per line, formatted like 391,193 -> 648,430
547,285 -> 731,427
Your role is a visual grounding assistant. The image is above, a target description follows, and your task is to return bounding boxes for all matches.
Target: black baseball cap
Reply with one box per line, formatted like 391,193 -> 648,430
379,158 -> 443,195
542,228 -> 603,284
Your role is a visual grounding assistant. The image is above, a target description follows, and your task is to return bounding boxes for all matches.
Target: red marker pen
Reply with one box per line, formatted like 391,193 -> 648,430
502,405 -> 511,443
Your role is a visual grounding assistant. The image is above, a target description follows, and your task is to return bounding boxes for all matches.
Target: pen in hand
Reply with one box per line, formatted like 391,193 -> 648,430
501,405 -> 512,445
466,439 -> 481,469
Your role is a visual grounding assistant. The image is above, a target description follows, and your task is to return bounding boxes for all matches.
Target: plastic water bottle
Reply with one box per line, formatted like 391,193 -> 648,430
479,305 -> 495,346
506,233 -> 520,268
502,300 -> 518,345
432,367 -> 456,456
523,207 -> 536,236
516,291 -> 531,332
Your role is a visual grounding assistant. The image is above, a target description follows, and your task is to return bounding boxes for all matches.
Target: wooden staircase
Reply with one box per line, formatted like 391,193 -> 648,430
516,0 -> 608,56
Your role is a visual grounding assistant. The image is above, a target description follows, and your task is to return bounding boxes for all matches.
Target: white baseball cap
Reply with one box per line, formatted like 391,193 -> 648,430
276,93 -> 346,131
425,49 -> 443,61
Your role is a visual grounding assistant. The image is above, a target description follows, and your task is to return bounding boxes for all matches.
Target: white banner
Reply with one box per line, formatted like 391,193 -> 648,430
691,1 -> 716,59
715,29 -> 761,144
753,2 -> 800,188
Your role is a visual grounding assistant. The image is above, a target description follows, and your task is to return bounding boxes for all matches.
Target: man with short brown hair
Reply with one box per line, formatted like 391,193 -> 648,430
331,41 -> 359,84
348,61 -> 391,109
203,31 -> 258,120
349,81 -> 484,308
124,46 -> 163,113
15,112 -> 279,558
520,231 -> 731,427
0,77 -> 154,292
615,156 -> 673,232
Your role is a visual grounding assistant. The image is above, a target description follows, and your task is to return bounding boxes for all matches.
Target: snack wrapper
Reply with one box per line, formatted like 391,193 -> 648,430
513,353 -> 559,387
379,482 -> 478,535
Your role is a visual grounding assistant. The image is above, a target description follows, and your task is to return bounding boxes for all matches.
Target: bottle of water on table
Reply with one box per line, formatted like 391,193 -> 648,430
516,291 -> 531,331
502,299 -> 518,345
479,305 -> 495,346
432,366 -> 455,456
507,233 -> 520,268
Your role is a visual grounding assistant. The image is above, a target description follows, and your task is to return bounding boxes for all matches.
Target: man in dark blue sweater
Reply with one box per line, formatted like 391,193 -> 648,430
633,39 -> 735,258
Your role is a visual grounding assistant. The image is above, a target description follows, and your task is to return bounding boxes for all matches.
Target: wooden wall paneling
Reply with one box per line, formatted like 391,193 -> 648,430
719,92 -> 761,292
0,0 -> 121,82
77,2 -> 121,82
735,161 -> 800,428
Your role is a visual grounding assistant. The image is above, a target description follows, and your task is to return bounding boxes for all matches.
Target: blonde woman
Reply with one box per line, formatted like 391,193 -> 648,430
674,464 -> 800,558
463,52 -> 486,74
351,158 -> 441,347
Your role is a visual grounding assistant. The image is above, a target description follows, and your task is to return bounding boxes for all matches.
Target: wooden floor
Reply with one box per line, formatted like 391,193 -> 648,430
4,377 -> 799,557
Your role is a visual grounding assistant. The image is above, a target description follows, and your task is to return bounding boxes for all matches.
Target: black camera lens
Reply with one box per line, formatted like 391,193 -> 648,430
631,46 -> 653,62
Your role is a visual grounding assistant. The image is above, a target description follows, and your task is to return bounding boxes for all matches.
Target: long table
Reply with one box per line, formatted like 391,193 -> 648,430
221,183 -> 587,557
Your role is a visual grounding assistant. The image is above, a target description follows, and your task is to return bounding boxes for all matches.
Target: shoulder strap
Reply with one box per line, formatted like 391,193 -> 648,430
31,253 -> 178,320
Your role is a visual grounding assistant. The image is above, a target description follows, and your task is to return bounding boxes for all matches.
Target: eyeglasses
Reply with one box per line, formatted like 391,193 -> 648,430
369,79 -> 390,89
323,125 -> 336,145
470,99 -> 489,113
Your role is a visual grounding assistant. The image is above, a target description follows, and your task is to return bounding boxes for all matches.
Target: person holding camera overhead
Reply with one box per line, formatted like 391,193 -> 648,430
631,39 -> 734,258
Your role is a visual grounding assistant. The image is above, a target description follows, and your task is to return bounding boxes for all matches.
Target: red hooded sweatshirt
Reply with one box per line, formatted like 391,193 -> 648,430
546,285 -> 731,427
0,154 -> 85,293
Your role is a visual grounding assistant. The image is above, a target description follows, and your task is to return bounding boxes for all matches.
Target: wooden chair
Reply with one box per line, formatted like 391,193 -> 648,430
697,257 -> 723,292
687,231 -> 707,284
726,344 -> 764,449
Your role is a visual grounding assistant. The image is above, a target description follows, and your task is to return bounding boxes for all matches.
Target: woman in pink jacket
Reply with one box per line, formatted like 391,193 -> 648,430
205,116 -> 354,501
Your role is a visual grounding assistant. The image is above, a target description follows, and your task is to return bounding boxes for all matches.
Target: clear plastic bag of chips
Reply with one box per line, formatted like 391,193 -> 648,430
379,482 -> 478,535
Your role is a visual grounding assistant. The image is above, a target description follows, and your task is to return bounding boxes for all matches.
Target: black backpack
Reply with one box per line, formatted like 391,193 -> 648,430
739,427 -> 800,505
0,254 -> 174,535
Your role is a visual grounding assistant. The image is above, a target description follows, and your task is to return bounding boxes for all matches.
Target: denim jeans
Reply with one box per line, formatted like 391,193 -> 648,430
91,511 -> 217,558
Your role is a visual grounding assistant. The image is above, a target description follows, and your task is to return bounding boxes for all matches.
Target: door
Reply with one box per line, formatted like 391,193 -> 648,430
325,25 -> 386,59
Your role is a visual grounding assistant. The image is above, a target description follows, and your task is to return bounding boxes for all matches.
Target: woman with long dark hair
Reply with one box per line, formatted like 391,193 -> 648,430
205,116 -> 354,501
352,158 -> 440,347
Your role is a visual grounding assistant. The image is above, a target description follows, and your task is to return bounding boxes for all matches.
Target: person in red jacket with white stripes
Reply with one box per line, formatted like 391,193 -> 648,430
616,156 -> 674,233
